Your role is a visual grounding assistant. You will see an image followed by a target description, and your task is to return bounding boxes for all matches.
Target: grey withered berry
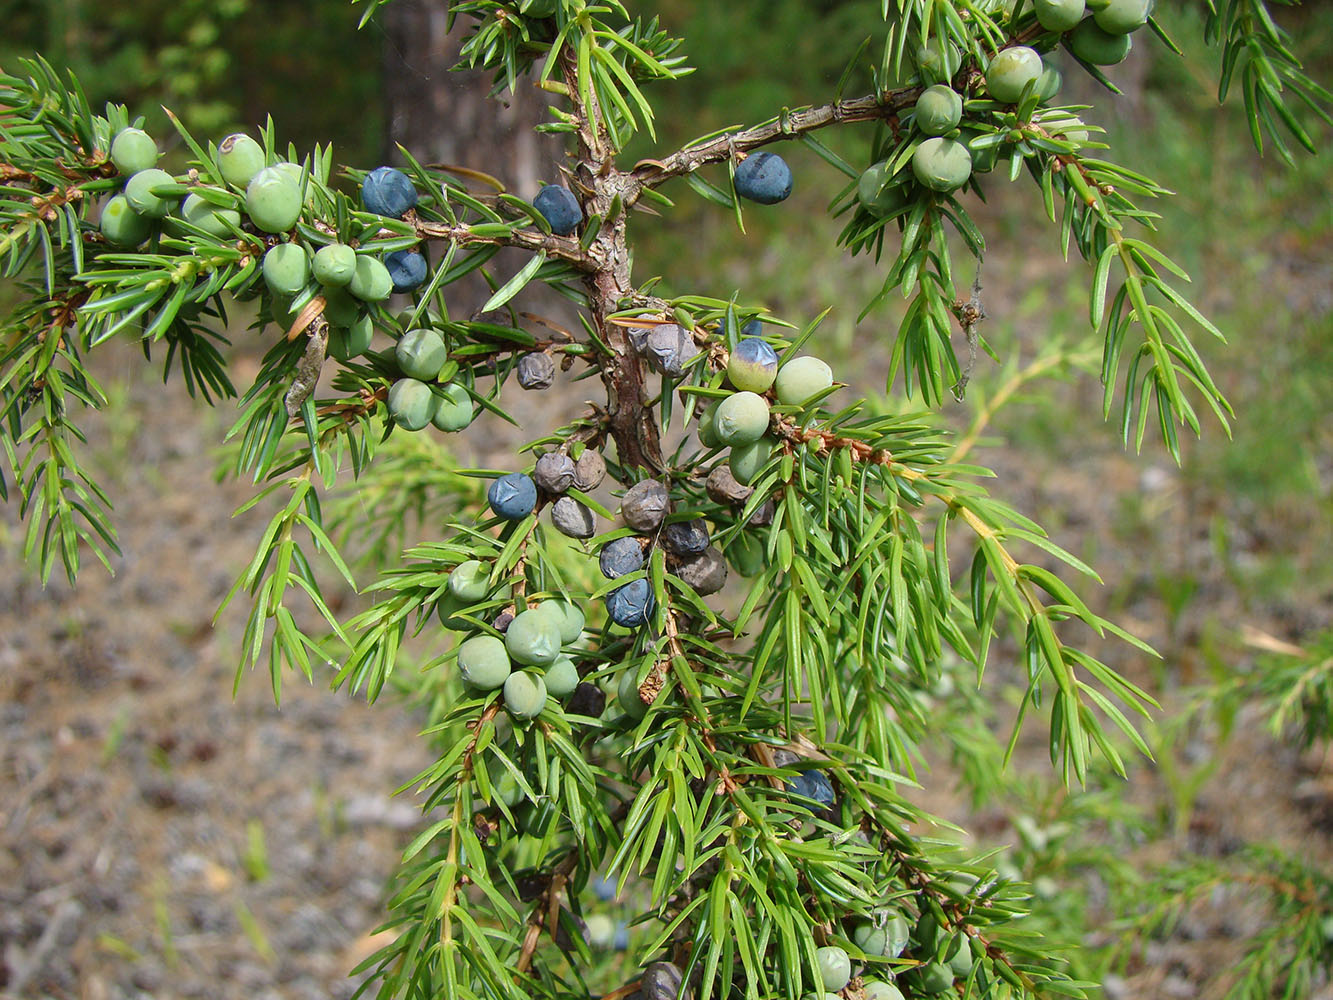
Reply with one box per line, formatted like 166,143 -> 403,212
662,519 -> 710,558
641,961 -> 692,1000
770,748 -> 800,768
620,479 -> 669,532
572,449 -> 606,491
600,536 -> 645,579
551,497 -> 595,538
517,352 -> 556,390
706,465 -> 754,506
640,323 -> 693,376
675,546 -> 727,596
749,498 -> 776,527
534,452 -> 576,495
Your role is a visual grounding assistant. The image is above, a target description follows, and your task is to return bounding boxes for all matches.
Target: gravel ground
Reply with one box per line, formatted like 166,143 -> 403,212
2,244 -> 1331,998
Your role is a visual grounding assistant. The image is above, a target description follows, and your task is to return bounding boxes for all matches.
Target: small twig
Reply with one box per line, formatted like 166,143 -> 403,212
951,267 -> 987,400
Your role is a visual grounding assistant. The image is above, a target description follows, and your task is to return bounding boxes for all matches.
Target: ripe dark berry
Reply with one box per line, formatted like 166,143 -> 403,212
785,768 -> 836,808
488,473 -> 538,520
566,682 -> 606,718
386,249 -> 429,291
662,519 -> 710,558
606,578 -> 654,628
734,152 -> 793,204
362,166 -> 418,217
599,536 -> 645,579
533,185 -> 582,235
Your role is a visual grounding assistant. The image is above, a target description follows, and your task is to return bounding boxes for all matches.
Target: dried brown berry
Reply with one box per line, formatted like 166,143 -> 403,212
706,465 -> 754,506
675,546 -> 727,596
573,449 -> 606,491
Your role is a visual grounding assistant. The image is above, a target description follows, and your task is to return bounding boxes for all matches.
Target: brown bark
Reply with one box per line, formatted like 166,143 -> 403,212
380,0 -> 560,199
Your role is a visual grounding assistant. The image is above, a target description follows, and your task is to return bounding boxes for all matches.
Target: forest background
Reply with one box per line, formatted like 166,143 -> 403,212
1,1 -> 1331,998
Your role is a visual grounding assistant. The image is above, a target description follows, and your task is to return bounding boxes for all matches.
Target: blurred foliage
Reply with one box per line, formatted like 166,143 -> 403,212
0,0 -> 381,166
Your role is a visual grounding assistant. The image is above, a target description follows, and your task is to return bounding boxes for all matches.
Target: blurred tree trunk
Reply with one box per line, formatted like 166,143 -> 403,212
381,1 -> 559,199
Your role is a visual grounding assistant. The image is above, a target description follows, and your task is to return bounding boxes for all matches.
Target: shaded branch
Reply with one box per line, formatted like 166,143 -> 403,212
413,217 -> 601,272
630,87 -> 921,193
